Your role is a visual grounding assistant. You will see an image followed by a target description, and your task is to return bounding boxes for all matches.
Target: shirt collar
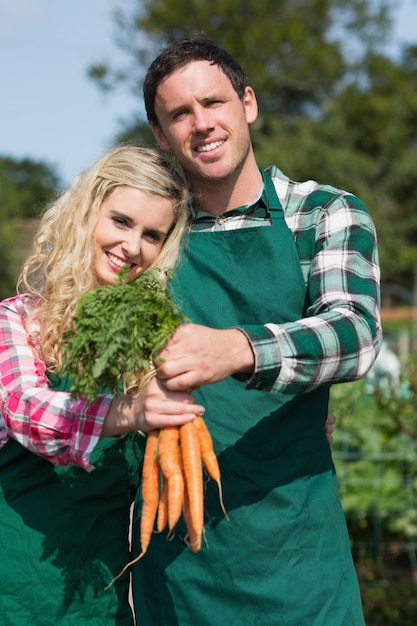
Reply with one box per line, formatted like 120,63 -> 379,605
192,182 -> 267,223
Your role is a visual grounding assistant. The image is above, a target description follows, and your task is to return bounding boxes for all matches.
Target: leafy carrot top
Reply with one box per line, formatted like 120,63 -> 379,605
62,269 -> 185,404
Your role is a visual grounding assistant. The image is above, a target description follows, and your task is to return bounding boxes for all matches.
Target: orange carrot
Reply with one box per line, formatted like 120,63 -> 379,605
182,476 -> 202,552
157,473 -> 168,532
104,429 -> 160,590
138,429 -> 161,551
194,415 -> 228,520
157,426 -> 184,530
105,418 -> 223,590
179,421 -> 204,547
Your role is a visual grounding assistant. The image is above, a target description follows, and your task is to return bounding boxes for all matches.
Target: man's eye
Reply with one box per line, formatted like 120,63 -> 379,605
173,109 -> 188,121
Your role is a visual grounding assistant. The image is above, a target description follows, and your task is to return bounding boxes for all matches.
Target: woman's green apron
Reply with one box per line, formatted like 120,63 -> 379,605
133,171 -> 364,625
0,374 -> 144,625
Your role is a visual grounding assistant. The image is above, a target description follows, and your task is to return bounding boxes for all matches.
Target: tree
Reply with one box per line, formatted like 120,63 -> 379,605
90,0 -> 392,110
88,0 -> 392,137
329,354 -> 417,580
0,156 -> 61,299
87,0 -> 417,291
324,47 -> 417,292
0,156 -> 61,219
252,47 -> 417,293
0,221 -> 21,299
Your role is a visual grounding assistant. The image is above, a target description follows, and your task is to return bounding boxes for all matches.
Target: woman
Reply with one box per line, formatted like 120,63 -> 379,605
0,145 -> 204,625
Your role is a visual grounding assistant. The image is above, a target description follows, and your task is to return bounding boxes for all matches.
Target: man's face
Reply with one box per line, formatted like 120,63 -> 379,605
152,60 -> 258,187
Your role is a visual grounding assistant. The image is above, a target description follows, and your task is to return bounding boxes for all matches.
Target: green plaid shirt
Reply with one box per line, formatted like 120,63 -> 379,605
191,165 -> 382,394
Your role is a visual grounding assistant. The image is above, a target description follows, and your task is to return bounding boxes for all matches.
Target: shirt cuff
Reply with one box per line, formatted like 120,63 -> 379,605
233,325 -> 282,391
64,394 -> 114,470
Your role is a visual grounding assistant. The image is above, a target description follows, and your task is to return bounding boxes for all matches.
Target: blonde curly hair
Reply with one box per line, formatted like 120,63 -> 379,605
18,145 -> 191,372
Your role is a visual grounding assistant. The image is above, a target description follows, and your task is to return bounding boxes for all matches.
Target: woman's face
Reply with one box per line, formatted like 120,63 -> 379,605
93,186 -> 175,285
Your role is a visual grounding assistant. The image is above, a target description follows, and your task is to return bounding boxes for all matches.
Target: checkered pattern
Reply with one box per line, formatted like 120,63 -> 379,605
0,295 -> 112,468
191,165 -> 382,393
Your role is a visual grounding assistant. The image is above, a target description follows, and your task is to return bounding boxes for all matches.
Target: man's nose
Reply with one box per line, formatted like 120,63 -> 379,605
193,107 -> 214,133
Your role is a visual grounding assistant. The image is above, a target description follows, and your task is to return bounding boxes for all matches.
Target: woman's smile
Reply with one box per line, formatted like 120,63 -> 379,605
93,186 -> 176,285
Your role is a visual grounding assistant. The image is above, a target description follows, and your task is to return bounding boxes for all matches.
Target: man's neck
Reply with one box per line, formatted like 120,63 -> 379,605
190,157 -> 263,216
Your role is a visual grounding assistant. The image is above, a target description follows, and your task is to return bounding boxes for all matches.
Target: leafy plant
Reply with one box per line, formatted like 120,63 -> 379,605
62,269 -> 185,403
373,351 -> 417,446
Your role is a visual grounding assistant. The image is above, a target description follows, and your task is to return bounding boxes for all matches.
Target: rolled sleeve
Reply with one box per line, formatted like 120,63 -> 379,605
0,296 -> 112,470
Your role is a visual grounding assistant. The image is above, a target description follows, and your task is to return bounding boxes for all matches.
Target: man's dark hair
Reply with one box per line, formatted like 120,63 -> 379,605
143,37 -> 249,127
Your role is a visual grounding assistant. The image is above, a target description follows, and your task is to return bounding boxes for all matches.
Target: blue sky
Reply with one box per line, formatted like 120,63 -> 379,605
1,0 -> 417,187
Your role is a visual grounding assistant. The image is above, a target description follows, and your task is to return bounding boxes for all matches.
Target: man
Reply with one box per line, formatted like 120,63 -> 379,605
133,37 -> 381,625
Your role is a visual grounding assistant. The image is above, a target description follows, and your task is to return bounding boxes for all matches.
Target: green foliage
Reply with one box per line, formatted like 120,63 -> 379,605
329,365 -> 417,618
323,49 -> 417,289
90,0 -> 391,117
359,568 -> 417,626
0,155 -> 60,219
374,351 -> 417,450
0,221 -> 21,298
254,47 -> 417,292
87,0 -> 417,292
62,269 -> 186,403
0,155 -> 61,299
329,356 -> 417,548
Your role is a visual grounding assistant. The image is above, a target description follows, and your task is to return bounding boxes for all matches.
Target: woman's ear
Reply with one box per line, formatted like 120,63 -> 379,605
151,123 -> 171,152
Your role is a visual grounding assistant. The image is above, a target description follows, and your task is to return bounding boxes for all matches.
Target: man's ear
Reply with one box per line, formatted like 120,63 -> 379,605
243,86 -> 258,125
151,123 -> 171,151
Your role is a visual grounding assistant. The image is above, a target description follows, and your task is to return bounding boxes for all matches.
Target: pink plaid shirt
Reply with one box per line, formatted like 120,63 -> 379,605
0,294 -> 113,470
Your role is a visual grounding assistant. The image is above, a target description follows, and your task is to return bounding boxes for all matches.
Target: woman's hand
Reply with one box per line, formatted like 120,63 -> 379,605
101,376 -> 205,437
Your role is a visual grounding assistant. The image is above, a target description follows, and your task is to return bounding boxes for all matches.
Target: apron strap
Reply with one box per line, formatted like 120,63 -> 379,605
259,166 -> 284,218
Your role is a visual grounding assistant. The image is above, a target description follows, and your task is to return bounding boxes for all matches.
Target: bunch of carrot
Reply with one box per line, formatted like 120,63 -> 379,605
105,415 -> 227,590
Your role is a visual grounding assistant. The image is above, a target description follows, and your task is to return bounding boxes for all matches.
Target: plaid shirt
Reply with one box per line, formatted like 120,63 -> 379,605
0,167 -> 381,462
191,164 -> 382,394
0,294 -> 112,468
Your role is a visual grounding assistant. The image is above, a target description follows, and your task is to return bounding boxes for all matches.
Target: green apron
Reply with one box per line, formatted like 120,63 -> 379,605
132,171 -> 364,625
0,373 -> 145,625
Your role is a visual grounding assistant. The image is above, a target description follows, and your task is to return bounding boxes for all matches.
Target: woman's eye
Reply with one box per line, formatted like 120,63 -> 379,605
112,216 -> 128,227
144,230 -> 163,243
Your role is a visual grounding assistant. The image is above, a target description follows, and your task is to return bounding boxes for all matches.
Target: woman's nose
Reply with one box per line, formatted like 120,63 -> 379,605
122,232 -> 141,258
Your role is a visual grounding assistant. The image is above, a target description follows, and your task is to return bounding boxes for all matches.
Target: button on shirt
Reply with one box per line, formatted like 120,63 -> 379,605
192,184 -> 268,231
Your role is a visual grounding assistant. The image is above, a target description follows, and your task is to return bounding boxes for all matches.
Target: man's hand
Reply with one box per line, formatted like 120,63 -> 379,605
325,413 -> 336,447
156,323 -> 254,391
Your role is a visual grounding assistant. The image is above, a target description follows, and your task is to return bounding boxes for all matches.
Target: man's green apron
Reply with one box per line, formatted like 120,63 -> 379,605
133,171 -> 365,625
0,374 -> 144,625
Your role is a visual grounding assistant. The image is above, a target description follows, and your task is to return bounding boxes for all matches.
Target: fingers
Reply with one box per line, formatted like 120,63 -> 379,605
156,325 -> 254,391
326,413 -> 336,426
154,395 -> 205,417
325,413 -> 335,448
150,405 -> 205,429
157,370 -> 201,392
324,414 -> 335,434
141,376 -> 205,430
150,372 -> 200,395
